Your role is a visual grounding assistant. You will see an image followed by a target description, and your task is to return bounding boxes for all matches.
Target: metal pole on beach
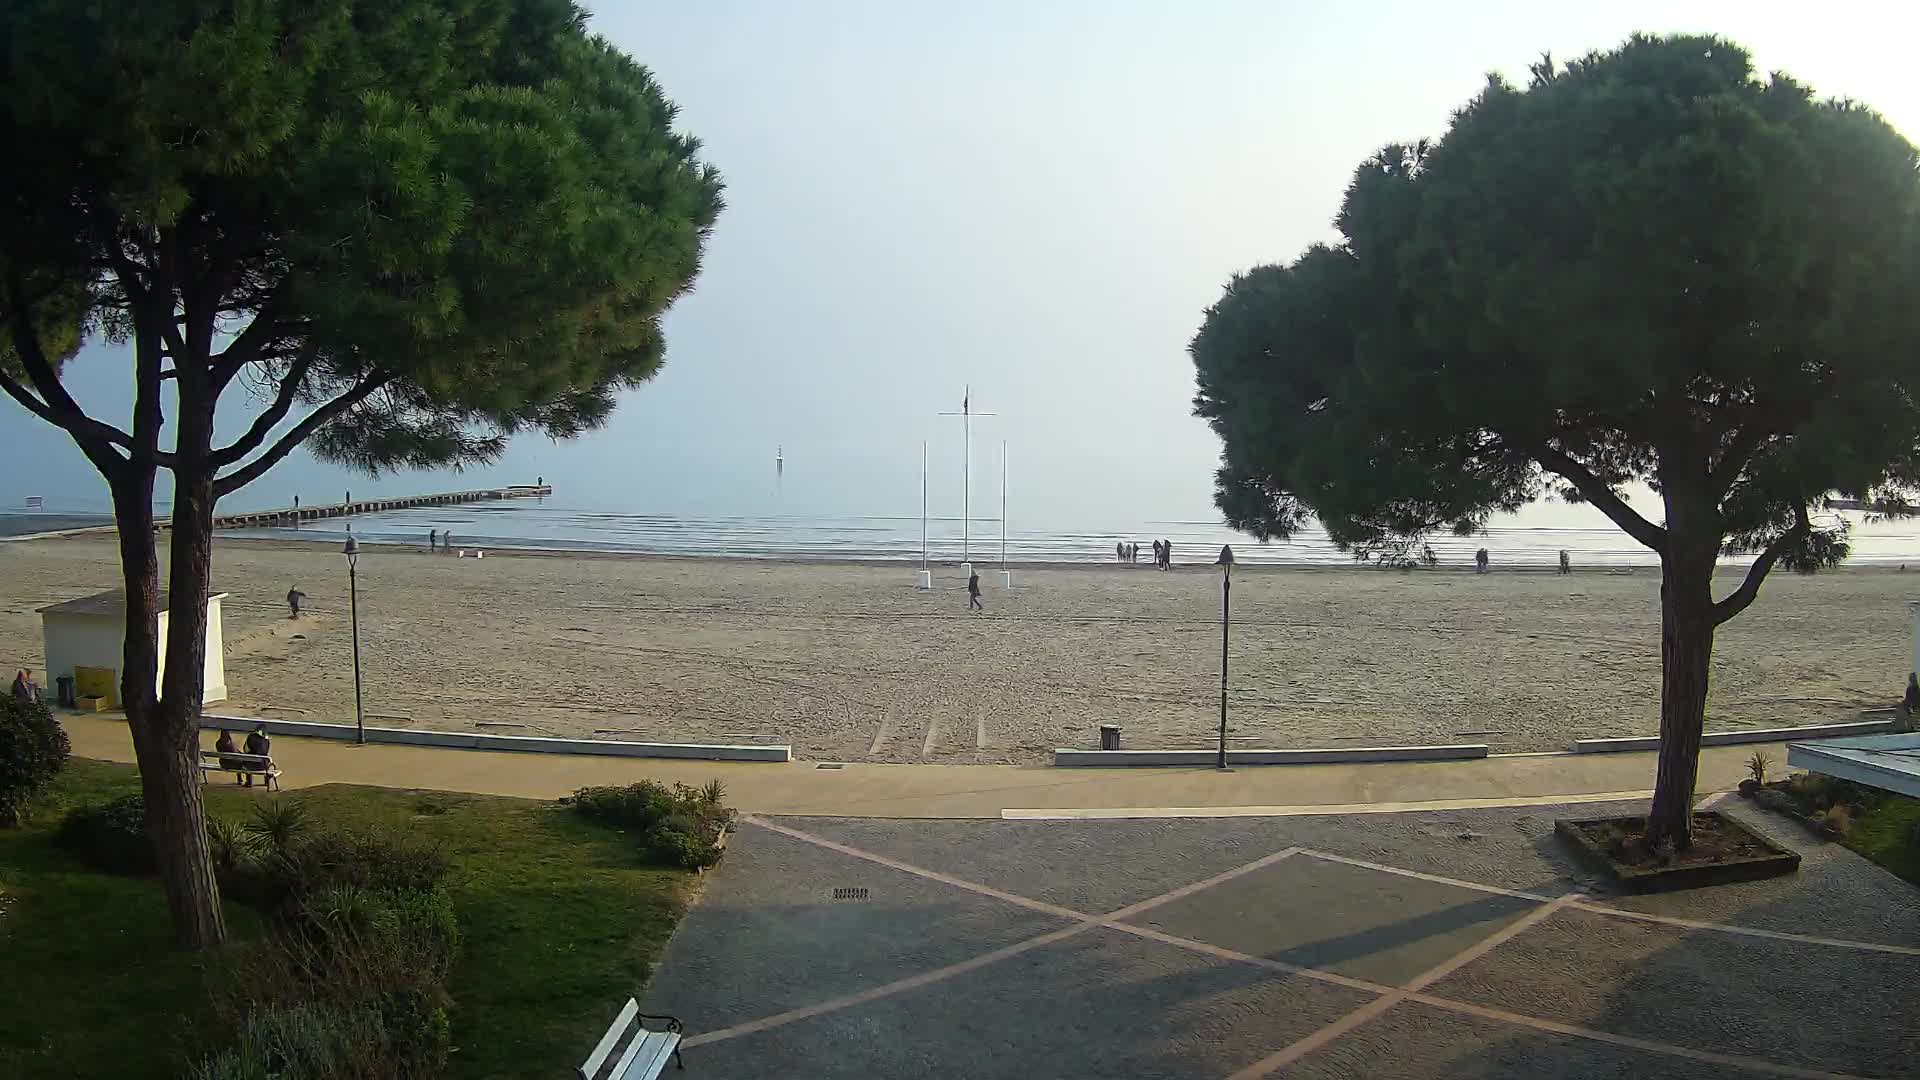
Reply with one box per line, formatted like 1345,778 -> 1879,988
1216,545 -> 1234,770
344,536 -> 365,745
1001,441 -> 1007,568
921,441 -> 928,569
938,388 -> 993,567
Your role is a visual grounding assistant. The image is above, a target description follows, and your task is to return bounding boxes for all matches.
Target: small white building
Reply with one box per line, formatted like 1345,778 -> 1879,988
38,590 -> 229,705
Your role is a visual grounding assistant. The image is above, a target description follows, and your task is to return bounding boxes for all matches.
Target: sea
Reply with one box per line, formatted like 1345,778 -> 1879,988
13,495 -> 1920,569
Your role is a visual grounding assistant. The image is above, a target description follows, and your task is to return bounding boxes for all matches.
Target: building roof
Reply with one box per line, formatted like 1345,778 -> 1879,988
1788,733 -> 1920,798
37,589 -> 229,618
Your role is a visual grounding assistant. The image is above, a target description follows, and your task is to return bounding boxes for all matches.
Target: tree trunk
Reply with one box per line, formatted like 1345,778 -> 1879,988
110,461 -> 225,945
1646,550 -> 1717,851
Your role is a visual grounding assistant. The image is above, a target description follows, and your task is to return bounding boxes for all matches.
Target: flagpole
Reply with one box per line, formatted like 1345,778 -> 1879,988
921,441 -> 928,569
1001,440 -> 1007,568
963,389 -> 971,563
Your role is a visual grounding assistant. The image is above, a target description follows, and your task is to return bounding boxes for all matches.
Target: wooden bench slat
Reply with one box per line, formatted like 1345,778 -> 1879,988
618,1032 -> 680,1080
581,998 -> 640,1080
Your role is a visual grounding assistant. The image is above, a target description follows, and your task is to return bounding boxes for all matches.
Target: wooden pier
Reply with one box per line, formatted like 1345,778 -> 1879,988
168,484 -> 553,531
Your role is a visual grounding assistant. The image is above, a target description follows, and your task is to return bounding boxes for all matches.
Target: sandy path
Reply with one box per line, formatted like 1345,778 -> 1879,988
0,534 -> 1910,762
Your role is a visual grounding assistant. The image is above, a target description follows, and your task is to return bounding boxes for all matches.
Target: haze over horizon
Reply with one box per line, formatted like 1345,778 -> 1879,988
5,1 -> 1915,536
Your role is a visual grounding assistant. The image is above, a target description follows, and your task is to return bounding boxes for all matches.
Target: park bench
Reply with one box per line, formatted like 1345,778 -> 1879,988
197,748 -> 282,791
580,998 -> 684,1079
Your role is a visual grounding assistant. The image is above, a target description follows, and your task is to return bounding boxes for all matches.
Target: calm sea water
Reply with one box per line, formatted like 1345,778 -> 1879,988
181,496 -> 1920,568
14,495 -> 1920,567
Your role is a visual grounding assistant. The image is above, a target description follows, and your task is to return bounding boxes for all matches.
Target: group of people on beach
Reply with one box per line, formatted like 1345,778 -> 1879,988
1115,540 -> 1174,569
427,529 -> 456,551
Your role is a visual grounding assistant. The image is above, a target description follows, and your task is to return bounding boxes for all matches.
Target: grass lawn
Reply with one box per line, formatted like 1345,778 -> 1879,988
1843,792 -> 1920,887
0,758 -> 698,1079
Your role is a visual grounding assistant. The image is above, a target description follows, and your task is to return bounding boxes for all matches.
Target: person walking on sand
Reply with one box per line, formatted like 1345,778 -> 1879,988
1162,539 -> 1173,569
1475,548 -> 1489,574
1116,541 -> 1125,563
1558,549 -> 1571,575
968,569 -> 984,612
286,586 -> 307,619
429,529 -> 438,551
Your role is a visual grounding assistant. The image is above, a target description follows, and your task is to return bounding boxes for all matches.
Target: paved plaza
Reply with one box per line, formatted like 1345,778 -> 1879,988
644,801 -> 1920,1078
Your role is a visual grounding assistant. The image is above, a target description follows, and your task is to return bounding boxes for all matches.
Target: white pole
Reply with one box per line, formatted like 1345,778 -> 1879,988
1001,440 -> 1007,568
921,441 -> 928,569
963,398 -> 971,563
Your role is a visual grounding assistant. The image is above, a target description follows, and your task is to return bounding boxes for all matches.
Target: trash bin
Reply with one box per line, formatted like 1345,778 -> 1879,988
56,675 -> 75,709
1099,724 -> 1121,751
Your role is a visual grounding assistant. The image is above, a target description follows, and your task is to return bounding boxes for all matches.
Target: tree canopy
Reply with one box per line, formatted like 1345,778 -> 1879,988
0,0 -> 722,946
1,0 -> 723,488
1195,35 -> 1920,583
1191,34 -> 1920,847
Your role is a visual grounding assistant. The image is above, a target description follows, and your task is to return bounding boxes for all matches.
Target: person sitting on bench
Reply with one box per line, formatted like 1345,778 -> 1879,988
215,730 -> 246,783
242,726 -> 272,787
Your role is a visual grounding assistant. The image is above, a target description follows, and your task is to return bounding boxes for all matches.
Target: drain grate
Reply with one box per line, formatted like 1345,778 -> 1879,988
832,887 -> 870,901
816,762 -> 846,770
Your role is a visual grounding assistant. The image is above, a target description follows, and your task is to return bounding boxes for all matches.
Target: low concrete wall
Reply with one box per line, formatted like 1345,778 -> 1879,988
199,714 -> 790,762
1051,744 -> 1489,767
1572,717 -> 1898,754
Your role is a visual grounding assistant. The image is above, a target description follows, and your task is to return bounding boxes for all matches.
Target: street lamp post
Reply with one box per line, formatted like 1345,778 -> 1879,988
1216,544 -> 1234,770
344,536 -> 365,745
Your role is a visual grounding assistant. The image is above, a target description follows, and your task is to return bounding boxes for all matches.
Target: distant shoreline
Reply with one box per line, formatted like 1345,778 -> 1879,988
12,525 -> 1915,575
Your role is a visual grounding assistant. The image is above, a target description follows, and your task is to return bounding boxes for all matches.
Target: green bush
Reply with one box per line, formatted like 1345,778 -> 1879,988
55,794 -> 152,874
245,798 -> 311,857
566,779 -> 734,870
258,827 -> 450,911
377,987 -> 452,1074
188,1001 -> 396,1080
0,694 -> 70,826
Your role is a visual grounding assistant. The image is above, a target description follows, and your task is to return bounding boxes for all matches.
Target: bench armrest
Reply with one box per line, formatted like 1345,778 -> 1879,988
635,1013 -> 683,1035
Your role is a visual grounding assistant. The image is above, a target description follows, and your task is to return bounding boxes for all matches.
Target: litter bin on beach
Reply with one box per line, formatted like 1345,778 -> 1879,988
56,675 -> 75,709
1099,724 -> 1121,751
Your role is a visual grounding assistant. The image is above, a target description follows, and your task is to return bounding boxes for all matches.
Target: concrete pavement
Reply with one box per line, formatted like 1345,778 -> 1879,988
65,714 -> 1782,818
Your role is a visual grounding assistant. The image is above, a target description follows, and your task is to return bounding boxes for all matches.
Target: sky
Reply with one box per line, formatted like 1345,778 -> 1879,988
5,0 -> 1917,528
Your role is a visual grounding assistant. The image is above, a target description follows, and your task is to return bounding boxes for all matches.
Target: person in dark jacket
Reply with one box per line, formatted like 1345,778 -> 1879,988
242,726 -> 272,787
215,730 -> 245,783
11,667 -> 40,704
967,570 -> 983,612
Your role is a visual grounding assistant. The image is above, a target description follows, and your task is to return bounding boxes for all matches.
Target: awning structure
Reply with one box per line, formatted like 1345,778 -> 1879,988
1788,734 -> 1920,797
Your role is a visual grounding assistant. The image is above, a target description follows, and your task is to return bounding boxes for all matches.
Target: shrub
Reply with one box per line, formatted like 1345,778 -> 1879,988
270,828 -> 451,902
207,816 -> 258,873
55,794 -> 153,874
1788,771 -> 1835,809
246,798 -> 311,857
1817,803 -> 1855,837
0,694 -> 70,826
377,987 -> 452,1074
566,779 -> 734,870
188,1001 -> 396,1080
1746,752 -> 1773,786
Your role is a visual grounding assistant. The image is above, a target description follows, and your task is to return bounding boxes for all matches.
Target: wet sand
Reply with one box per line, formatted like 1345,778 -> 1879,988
0,533 -> 1911,763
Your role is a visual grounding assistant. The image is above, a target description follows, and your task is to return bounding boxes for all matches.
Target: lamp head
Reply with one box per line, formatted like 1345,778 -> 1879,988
343,536 -> 359,563
1216,544 -> 1235,567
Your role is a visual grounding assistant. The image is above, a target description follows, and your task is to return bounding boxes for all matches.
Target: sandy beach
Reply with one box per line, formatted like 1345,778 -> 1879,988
1,532 -> 1912,763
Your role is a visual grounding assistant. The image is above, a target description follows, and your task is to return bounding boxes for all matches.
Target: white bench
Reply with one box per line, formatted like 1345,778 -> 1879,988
581,998 -> 684,1079
197,748 -> 282,791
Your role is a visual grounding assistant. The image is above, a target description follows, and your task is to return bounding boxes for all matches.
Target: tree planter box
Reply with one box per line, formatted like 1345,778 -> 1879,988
1555,812 -> 1800,892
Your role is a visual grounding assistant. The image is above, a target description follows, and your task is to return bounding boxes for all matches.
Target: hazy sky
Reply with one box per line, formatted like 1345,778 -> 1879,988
6,1 -> 1917,528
